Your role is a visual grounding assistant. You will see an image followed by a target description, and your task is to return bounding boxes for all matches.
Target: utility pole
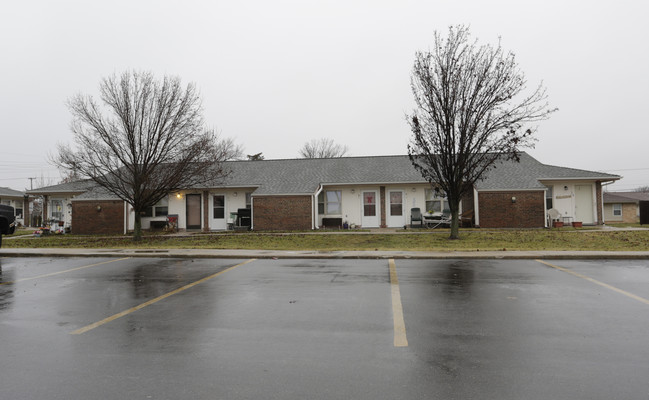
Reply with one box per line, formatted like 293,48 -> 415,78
28,177 -> 35,190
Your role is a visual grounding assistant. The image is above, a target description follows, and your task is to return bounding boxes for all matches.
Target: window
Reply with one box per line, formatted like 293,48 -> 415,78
390,192 -> 403,216
318,190 -> 342,215
213,195 -> 225,219
613,204 -> 622,217
363,192 -> 376,217
51,199 -> 63,221
15,208 -> 23,218
142,197 -> 169,217
425,189 -> 447,213
546,186 -> 553,209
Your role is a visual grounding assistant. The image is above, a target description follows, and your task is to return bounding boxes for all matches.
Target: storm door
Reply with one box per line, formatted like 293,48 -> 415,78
361,191 -> 379,227
210,194 -> 226,230
387,190 -> 405,227
575,185 -> 594,224
186,194 -> 202,230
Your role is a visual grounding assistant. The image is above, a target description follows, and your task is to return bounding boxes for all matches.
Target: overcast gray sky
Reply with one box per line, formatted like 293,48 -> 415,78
1,0 -> 647,192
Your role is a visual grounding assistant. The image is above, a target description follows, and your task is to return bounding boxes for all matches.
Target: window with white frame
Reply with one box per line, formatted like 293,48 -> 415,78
318,190 -> 342,215
425,189 -> 447,213
143,197 -> 169,217
245,192 -> 252,208
613,204 -> 622,217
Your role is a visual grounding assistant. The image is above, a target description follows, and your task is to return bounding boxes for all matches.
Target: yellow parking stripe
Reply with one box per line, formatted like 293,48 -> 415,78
71,259 -> 256,335
537,260 -> 649,306
389,259 -> 408,347
0,257 -> 131,285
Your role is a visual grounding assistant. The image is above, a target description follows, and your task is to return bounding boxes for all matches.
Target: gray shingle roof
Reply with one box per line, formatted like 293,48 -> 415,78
0,187 -> 25,197
24,153 -> 620,199
475,153 -> 620,190
26,180 -> 94,195
603,191 -> 649,203
214,155 -> 427,195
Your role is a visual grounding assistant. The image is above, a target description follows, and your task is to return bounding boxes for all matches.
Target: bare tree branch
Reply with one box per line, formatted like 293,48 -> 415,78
53,71 -> 231,241
299,138 -> 349,158
407,25 -> 557,239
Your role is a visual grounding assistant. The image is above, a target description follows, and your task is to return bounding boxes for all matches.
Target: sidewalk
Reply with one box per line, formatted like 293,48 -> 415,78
3,247 -> 649,260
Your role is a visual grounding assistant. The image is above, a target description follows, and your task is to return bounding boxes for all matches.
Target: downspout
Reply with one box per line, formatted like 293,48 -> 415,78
473,188 -> 480,227
313,184 -> 323,230
250,196 -> 254,231
543,188 -> 548,228
600,180 -> 616,225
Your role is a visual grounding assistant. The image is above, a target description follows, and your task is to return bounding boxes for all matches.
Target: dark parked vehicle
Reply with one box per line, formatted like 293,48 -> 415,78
0,204 -> 16,247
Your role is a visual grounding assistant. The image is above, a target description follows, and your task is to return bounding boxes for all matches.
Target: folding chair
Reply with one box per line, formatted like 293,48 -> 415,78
410,207 -> 423,228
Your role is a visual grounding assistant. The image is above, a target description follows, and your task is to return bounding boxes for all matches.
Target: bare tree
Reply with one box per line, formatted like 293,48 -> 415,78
55,71 -> 230,241
217,135 -> 245,161
407,26 -> 556,239
299,138 -> 349,158
634,186 -> 649,193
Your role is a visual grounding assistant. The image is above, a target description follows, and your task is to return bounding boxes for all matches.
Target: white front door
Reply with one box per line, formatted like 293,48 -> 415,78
575,185 -> 594,223
361,190 -> 379,228
210,194 -> 227,230
387,190 -> 406,227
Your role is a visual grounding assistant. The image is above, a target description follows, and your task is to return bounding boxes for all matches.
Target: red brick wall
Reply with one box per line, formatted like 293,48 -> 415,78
478,191 -> 545,228
72,201 -> 124,234
253,195 -> 312,231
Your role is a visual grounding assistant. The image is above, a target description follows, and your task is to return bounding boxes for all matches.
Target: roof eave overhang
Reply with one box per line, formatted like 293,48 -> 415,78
538,177 -> 620,182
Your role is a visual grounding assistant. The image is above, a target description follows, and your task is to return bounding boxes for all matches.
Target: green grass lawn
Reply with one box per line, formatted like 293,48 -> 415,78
4,230 -> 649,251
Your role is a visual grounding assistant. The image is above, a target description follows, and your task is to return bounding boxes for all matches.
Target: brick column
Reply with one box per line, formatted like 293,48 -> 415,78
42,195 -> 48,226
380,186 -> 387,228
202,191 -> 210,232
23,195 -> 30,227
596,181 -> 603,225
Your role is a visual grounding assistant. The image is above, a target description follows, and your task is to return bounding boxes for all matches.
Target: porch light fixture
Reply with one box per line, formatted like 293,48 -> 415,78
511,196 -> 517,203
412,188 -> 416,192
233,192 -> 238,197
351,189 -> 355,194
96,205 -> 102,212
176,193 -> 183,199
564,186 -> 569,191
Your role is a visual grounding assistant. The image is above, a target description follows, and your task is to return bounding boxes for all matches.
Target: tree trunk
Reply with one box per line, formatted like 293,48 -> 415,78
449,208 -> 460,240
133,212 -> 142,242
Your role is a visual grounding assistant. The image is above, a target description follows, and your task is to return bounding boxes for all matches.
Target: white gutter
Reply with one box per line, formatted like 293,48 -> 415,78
473,187 -> 480,227
313,184 -> 324,230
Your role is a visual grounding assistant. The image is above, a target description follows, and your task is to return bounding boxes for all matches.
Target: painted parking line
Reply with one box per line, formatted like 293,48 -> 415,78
70,259 -> 257,335
0,257 -> 131,285
537,260 -> 649,306
389,259 -> 408,347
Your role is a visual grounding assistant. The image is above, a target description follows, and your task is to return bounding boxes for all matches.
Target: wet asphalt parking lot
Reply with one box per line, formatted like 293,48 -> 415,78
1,256 -> 648,400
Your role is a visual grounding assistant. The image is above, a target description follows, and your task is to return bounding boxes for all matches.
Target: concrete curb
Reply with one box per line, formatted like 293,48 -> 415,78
3,248 -> 649,260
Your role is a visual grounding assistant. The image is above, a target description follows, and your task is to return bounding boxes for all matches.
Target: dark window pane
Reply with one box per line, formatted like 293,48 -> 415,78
364,205 -> 376,217
214,207 -> 225,219
155,207 -> 168,217
142,207 -> 153,217
390,204 -> 402,216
